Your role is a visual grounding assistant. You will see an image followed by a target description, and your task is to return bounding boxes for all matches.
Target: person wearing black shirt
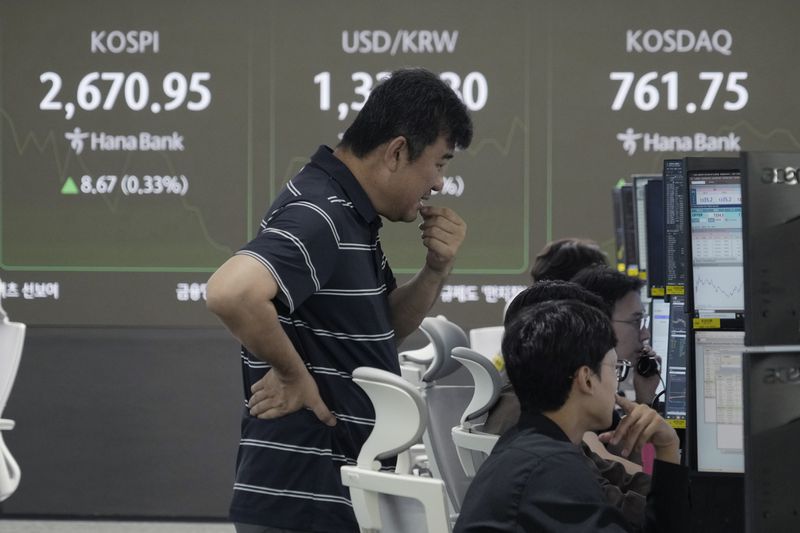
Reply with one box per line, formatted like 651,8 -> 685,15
455,300 -> 689,533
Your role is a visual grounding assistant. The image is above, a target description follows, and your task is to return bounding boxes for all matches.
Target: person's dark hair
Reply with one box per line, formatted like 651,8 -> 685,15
504,280 -> 611,328
503,300 -> 617,413
531,238 -> 608,282
339,68 -> 473,161
570,266 -> 645,310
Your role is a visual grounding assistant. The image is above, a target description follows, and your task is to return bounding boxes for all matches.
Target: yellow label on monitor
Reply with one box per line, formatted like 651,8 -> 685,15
693,318 -> 721,329
617,263 -> 626,272
627,266 -> 639,277
651,287 -> 666,297
666,285 -> 685,295
639,271 -> 648,280
667,419 -> 687,429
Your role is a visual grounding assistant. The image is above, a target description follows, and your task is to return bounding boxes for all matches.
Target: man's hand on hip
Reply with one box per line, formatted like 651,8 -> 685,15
248,365 -> 337,427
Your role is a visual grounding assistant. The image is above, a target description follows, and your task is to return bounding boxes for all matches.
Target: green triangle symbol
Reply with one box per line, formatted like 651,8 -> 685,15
61,176 -> 79,195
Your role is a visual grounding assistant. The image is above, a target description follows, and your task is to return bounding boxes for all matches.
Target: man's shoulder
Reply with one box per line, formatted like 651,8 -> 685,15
490,427 -> 587,475
265,172 -> 355,227
462,428 -> 608,521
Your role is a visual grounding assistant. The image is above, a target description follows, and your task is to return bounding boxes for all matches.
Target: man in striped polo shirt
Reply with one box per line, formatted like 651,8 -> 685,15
207,68 -> 473,533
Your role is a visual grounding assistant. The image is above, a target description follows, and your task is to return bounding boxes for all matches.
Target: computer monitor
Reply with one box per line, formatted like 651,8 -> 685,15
744,349 -> 800,532
693,330 -> 745,473
649,298 -> 670,398
664,296 -> 688,426
633,175 -> 659,284
621,184 -> 638,277
663,159 -> 687,297
645,178 -> 665,297
611,187 -> 625,273
686,158 -> 743,313
741,151 -> 800,346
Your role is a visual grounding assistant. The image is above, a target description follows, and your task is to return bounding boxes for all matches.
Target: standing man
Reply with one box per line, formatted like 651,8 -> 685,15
206,68 -> 473,533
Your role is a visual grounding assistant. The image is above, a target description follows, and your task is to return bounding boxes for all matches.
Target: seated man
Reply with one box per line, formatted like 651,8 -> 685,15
530,237 -> 608,283
571,267 -> 661,409
485,280 -> 611,435
486,281 -> 651,527
455,300 -> 688,532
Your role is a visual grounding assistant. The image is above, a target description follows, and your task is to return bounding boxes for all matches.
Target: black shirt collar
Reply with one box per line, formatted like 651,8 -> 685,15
310,145 -> 379,227
517,411 -> 572,443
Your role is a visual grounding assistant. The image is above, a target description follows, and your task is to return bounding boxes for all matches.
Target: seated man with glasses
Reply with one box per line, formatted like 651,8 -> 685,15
486,281 -> 656,529
571,267 -> 662,411
454,300 -> 688,533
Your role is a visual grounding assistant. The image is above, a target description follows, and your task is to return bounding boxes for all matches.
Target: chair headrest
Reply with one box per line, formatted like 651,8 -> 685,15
351,367 -> 427,468
451,347 -> 504,424
418,316 -> 469,383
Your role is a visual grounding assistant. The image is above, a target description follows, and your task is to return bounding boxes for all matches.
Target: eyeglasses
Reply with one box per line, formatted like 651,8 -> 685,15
603,359 -> 632,382
612,314 -> 649,330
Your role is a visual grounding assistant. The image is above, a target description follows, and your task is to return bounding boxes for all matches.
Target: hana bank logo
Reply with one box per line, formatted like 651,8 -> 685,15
617,128 -> 643,156
616,128 -> 740,156
65,127 -> 90,155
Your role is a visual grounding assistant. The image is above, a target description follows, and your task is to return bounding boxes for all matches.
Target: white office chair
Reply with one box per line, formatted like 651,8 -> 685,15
0,283 -> 25,501
450,347 -> 502,478
398,315 -> 472,519
341,367 -> 451,533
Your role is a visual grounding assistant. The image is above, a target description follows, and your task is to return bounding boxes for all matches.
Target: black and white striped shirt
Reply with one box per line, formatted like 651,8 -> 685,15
229,146 -> 398,532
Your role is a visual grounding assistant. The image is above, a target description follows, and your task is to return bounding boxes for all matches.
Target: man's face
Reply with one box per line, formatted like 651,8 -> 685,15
385,135 -> 453,222
592,348 -> 620,428
611,291 -> 649,363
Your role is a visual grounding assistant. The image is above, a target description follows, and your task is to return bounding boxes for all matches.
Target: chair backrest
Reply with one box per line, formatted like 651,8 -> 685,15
400,316 -> 472,516
0,295 -> 25,417
341,367 -> 451,533
451,347 -> 504,426
419,316 -> 469,383
353,367 -> 427,466
0,287 -> 25,501
450,347 -> 503,477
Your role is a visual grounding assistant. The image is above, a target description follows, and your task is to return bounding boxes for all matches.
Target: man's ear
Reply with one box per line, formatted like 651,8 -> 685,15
383,136 -> 407,172
574,366 -> 596,395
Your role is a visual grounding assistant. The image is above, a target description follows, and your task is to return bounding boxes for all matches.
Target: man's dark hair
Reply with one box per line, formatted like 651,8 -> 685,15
571,266 -> 644,309
504,280 -> 611,328
503,300 -> 617,413
531,238 -> 608,282
339,68 -> 473,161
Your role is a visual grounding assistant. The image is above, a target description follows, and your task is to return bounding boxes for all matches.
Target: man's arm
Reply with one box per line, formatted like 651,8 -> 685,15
599,395 -> 689,533
583,431 -> 643,475
389,205 -> 466,341
206,254 -> 336,425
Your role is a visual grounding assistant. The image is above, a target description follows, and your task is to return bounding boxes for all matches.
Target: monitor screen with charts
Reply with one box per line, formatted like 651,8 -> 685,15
694,330 -> 744,473
688,168 -> 744,313
649,298 -> 670,399
663,159 -> 687,296
664,297 -> 688,425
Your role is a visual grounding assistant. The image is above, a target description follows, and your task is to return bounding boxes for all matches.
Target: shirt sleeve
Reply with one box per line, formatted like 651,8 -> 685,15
238,201 -> 339,313
582,446 -> 651,531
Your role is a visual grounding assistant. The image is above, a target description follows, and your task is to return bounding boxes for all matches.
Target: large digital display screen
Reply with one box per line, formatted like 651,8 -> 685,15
3,0 -> 800,328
